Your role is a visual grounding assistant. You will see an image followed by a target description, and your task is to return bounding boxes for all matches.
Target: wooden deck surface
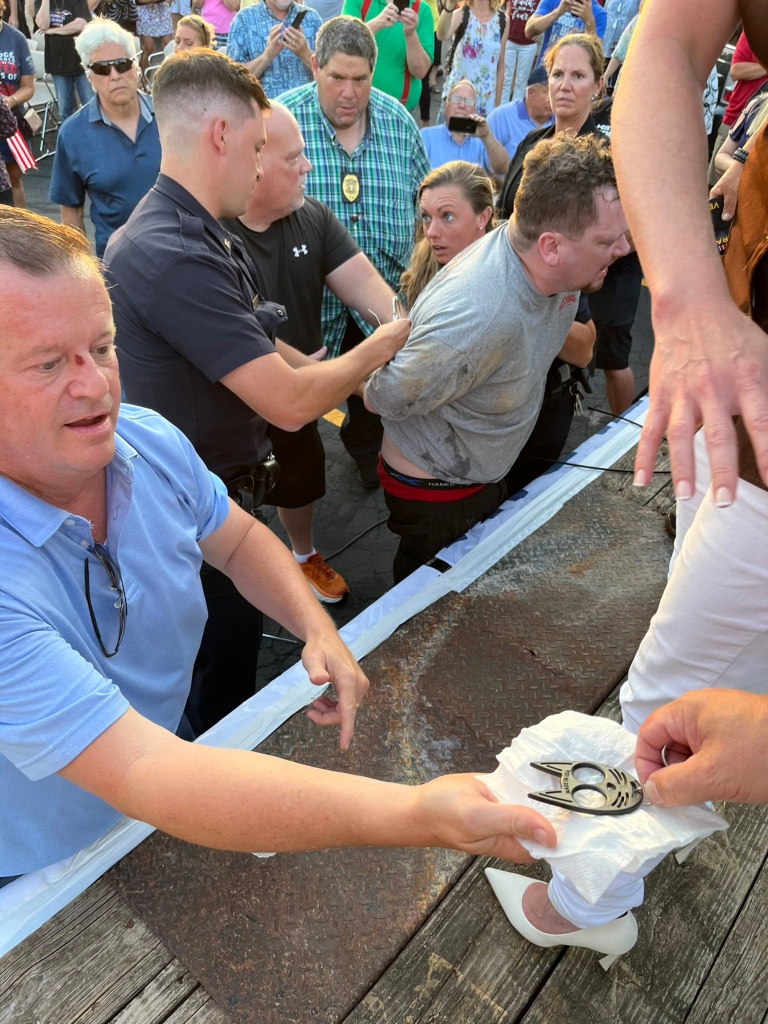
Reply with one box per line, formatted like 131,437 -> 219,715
4,449 -> 766,1024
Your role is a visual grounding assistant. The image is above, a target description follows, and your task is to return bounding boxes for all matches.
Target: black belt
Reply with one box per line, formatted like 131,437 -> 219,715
545,364 -> 593,399
226,455 -> 280,516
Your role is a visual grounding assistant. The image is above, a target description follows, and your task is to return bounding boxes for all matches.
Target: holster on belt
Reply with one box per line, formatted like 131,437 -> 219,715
226,455 -> 280,516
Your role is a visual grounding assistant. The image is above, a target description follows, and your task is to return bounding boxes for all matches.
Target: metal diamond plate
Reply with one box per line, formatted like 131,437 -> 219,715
109,486 -> 672,1024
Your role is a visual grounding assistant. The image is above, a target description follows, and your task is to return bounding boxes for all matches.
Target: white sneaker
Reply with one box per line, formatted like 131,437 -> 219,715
484,868 -> 638,970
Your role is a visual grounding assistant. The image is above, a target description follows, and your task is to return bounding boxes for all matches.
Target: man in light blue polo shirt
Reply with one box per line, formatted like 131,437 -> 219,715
49,18 -> 161,258
487,65 -> 554,161
0,206 -> 554,886
420,79 -> 509,176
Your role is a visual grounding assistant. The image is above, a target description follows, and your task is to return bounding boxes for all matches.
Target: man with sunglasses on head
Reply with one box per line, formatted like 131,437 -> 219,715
49,17 -> 161,258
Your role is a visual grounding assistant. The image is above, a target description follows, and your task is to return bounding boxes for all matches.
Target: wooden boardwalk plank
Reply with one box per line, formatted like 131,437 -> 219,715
105,961 -> 199,1024
0,877 -> 220,1024
345,680 -> 768,1024
517,802 -> 768,1024
685,850 -> 768,1024
598,444 -> 674,516
162,988 -> 231,1024
342,695 -> 622,1024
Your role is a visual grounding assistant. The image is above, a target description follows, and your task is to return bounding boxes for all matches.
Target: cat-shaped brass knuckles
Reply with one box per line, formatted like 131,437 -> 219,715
527,761 -> 644,816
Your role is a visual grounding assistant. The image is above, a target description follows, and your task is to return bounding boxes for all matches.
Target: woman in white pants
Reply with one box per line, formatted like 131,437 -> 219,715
488,428 -> 768,959
501,0 -> 538,103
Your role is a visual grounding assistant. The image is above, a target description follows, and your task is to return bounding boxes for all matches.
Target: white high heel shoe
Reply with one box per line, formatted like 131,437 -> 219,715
484,868 -> 638,971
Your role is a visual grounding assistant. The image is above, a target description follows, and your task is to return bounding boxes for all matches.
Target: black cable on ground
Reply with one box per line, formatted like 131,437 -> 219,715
324,515 -> 390,562
587,406 -> 646,430
537,459 -> 671,475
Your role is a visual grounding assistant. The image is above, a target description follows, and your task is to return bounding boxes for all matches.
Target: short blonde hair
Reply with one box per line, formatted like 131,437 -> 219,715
177,14 -> 216,47
0,207 -> 99,278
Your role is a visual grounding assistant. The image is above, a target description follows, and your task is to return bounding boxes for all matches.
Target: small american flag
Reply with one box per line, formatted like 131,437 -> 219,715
6,130 -> 36,173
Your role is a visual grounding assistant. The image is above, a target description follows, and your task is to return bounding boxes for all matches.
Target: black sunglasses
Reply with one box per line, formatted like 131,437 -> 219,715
84,543 -> 128,658
88,57 -> 135,76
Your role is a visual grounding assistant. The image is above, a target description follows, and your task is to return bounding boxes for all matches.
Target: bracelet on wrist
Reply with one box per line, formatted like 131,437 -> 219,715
732,147 -> 749,165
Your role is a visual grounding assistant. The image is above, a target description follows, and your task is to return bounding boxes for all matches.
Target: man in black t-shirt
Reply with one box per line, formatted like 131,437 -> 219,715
35,0 -> 92,120
224,102 -> 396,604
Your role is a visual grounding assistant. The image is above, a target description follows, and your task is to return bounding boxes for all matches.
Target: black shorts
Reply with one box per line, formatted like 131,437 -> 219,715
590,251 -> 643,372
263,420 -> 326,509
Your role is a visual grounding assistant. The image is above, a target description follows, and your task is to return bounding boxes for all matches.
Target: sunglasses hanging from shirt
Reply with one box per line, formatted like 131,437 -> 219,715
89,57 -> 136,76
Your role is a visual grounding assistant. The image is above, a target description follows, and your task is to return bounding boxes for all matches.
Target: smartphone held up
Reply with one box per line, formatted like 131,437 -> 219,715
447,115 -> 478,134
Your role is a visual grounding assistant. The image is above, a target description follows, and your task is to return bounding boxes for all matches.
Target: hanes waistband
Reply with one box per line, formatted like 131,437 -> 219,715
378,456 -> 486,502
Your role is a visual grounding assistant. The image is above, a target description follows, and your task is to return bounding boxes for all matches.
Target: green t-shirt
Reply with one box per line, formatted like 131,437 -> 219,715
341,0 -> 434,109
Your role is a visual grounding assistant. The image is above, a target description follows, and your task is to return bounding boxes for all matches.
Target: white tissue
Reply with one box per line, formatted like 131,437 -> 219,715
479,710 -> 728,905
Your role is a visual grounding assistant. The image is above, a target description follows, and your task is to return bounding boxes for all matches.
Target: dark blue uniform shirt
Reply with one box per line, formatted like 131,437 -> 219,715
105,175 -> 285,481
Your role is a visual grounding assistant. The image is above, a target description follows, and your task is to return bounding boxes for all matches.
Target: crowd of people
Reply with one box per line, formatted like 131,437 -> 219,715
2,0 -> 768,986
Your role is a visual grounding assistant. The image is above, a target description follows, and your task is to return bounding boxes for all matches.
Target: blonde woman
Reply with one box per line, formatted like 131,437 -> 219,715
174,11 -> 216,47
437,0 -> 508,117
401,159 -> 496,309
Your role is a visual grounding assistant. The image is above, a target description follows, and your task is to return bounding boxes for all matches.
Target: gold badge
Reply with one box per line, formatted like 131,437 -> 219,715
342,173 -> 360,203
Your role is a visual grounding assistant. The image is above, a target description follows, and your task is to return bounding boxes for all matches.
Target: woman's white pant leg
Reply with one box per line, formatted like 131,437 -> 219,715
548,432 -> 768,928
621,437 -> 768,734
548,856 -> 666,929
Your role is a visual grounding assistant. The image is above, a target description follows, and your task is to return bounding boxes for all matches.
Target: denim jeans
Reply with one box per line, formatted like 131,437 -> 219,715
52,73 -> 94,121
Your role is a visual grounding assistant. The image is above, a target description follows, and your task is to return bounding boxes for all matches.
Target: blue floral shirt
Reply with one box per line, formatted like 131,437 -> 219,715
226,1 -> 322,98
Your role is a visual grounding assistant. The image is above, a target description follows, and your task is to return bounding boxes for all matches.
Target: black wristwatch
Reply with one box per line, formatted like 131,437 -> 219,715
733,147 -> 749,164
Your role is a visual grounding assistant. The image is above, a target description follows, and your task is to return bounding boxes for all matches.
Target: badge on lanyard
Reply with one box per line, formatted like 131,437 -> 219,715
342,172 -> 360,203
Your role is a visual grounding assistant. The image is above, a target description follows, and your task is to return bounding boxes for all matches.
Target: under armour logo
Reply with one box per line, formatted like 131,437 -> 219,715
293,245 -> 308,257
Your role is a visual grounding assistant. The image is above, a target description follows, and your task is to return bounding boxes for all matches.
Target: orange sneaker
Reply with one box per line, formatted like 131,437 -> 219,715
300,553 -> 349,603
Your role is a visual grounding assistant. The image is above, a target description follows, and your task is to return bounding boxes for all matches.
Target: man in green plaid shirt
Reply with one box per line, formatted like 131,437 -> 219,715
280,16 -> 430,484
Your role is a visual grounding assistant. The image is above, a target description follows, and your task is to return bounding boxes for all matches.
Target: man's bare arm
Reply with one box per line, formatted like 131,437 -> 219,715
59,707 -> 556,861
730,59 -> 767,81
221,319 -> 409,431
201,499 -> 367,748
557,318 -> 595,368
612,0 -> 768,501
526,0 -> 567,40
60,205 -> 86,234
325,252 -> 395,328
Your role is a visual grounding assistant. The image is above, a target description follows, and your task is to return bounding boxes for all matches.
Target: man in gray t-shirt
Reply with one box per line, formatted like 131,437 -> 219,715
365,133 -> 631,582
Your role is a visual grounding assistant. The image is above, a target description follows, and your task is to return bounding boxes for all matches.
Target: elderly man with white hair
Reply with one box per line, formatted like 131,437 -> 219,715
49,17 -> 161,258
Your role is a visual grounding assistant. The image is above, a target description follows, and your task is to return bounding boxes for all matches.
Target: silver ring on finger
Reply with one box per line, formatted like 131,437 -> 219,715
661,743 -> 670,768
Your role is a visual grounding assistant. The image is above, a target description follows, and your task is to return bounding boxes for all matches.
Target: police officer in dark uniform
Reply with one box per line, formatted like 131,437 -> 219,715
105,50 -> 408,734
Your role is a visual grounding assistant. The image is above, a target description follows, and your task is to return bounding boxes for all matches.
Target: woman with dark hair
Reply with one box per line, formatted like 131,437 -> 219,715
500,31 -> 642,418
